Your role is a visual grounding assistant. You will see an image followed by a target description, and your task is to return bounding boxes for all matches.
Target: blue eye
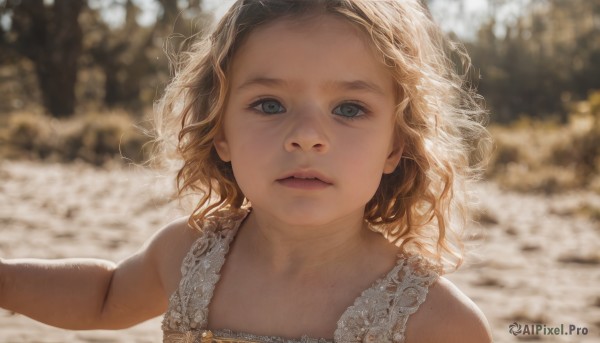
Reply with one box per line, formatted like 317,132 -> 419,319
250,99 -> 285,115
333,103 -> 366,118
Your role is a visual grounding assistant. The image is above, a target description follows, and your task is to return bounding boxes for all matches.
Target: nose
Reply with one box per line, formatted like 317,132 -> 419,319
283,109 -> 329,153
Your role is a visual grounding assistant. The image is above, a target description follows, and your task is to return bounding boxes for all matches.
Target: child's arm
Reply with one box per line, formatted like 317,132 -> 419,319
0,217 -> 193,330
1,258 -> 126,329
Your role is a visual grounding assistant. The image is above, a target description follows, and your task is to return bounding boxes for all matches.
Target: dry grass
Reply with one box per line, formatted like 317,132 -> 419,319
0,109 -> 152,166
2,91 -> 599,191
486,91 -> 600,193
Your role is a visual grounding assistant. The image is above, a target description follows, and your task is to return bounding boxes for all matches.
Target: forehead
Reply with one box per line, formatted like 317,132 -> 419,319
228,14 -> 394,93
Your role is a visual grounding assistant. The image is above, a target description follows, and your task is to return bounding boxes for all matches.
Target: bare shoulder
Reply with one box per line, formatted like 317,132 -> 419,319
405,276 -> 493,343
144,216 -> 202,295
145,216 -> 200,255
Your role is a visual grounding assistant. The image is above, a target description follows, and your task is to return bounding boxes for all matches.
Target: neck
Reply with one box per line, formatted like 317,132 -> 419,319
238,208 -> 372,275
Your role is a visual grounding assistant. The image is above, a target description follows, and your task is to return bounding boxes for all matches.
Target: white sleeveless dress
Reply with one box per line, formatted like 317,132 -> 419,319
162,208 -> 440,343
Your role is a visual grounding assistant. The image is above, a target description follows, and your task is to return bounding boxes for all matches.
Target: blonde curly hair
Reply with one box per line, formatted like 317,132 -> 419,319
155,0 -> 491,272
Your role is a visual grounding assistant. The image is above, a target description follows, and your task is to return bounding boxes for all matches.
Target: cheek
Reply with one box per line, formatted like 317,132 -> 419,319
227,127 -> 277,185
230,126 -> 277,161
337,133 -> 391,186
341,128 -> 393,164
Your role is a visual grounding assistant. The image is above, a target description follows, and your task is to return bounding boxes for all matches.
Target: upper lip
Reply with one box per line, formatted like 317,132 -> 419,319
276,169 -> 333,184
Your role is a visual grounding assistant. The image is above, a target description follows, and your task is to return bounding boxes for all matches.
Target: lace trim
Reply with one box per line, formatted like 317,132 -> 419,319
163,329 -> 333,343
334,253 -> 440,343
162,209 -> 439,343
162,209 -> 248,331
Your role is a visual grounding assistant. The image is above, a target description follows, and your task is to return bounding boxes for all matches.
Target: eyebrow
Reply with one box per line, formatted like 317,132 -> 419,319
235,77 -> 386,96
331,79 -> 386,96
236,77 -> 286,91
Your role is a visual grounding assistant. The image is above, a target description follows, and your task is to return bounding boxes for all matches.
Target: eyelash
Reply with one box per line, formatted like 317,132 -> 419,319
249,98 -> 285,115
333,102 -> 370,120
248,98 -> 370,120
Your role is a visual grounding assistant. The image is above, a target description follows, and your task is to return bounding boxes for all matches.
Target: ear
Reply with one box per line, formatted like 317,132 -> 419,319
383,138 -> 404,174
213,130 -> 231,162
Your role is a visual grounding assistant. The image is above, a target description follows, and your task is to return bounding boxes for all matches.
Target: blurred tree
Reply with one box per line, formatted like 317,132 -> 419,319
466,0 -> 600,123
85,0 -> 155,108
83,0 -> 210,110
5,0 -> 84,117
0,0 -> 210,114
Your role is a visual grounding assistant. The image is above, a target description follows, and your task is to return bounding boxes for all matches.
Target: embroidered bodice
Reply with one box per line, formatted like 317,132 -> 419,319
162,209 -> 440,343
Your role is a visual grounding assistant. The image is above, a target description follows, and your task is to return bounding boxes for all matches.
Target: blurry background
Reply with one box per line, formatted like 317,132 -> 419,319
0,0 -> 599,342
0,0 -> 598,191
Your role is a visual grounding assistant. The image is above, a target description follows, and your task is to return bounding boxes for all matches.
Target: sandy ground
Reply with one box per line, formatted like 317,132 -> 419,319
0,160 -> 598,343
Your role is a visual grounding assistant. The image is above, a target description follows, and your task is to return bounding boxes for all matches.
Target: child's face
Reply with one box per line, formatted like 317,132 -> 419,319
215,14 -> 402,227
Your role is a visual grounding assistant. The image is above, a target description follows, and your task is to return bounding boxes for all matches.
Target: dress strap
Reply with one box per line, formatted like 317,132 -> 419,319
334,253 -> 440,343
162,208 -> 250,333
162,208 -> 439,343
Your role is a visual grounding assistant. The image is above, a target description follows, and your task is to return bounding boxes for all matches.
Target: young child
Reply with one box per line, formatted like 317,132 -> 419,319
1,0 -> 493,342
